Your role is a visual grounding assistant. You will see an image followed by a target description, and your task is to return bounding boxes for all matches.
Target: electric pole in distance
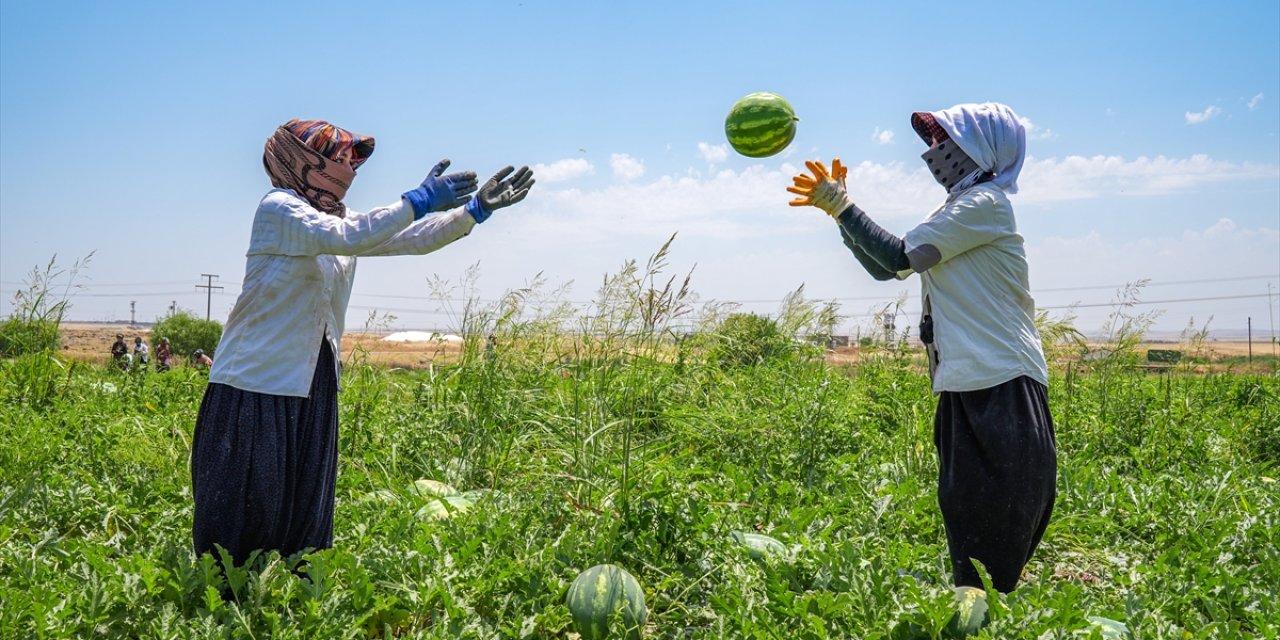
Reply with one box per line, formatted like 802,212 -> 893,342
196,274 -> 223,321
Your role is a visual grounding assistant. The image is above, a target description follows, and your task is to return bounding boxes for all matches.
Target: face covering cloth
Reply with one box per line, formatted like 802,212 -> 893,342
920,138 -> 985,192
262,120 -> 375,217
922,103 -> 1027,194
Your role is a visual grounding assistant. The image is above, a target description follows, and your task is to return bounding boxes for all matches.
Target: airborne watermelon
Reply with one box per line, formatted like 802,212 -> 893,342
724,92 -> 799,158
566,564 -> 647,640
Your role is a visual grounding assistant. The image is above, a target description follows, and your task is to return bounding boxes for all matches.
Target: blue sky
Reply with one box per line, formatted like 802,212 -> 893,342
2,0 -> 1277,338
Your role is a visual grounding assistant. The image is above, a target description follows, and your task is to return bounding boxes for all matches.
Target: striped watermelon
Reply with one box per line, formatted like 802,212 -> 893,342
415,495 -> 473,520
947,586 -> 989,636
566,564 -> 647,640
1086,616 -> 1129,639
729,531 -> 788,560
724,92 -> 799,158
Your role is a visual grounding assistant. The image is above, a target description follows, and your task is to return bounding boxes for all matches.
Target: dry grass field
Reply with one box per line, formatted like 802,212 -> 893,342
59,323 -> 1272,371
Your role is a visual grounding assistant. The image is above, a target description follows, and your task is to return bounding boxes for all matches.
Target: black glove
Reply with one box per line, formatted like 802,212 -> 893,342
465,166 -> 536,223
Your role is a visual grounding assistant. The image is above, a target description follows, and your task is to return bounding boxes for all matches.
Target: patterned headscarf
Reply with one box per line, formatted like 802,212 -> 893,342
262,119 -> 375,217
911,112 -> 949,145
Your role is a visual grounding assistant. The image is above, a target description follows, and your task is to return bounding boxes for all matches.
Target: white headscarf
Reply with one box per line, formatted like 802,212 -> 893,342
929,102 -> 1026,194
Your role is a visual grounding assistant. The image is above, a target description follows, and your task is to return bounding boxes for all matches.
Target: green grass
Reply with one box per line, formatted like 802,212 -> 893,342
1,246 -> 1276,638
1,342 -> 1277,639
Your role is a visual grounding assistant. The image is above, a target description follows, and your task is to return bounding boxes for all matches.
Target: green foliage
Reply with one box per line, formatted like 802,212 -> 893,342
150,311 -> 223,359
0,254 -> 90,357
0,317 -> 60,357
0,254 -> 91,408
708,312 -> 793,367
2,244 -> 1277,638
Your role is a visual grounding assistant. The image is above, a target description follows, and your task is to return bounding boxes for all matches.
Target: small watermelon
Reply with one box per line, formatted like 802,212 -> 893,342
1086,616 -> 1129,639
566,564 -> 647,640
415,495 -> 473,520
729,531 -> 788,560
363,488 -> 399,503
407,479 -> 461,499
724,92 -> 799,158
946,586 -> 989,636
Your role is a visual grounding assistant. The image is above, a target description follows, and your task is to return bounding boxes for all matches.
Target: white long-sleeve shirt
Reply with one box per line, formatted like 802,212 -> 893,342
209,188 -> 476,397
903,183 -> 1048,394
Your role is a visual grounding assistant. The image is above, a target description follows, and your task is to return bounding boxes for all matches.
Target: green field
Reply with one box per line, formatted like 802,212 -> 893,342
2,269 -> 1278,638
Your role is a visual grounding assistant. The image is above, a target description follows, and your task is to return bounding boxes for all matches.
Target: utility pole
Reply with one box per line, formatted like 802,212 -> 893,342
169,300 -> 177,316
1247,317 -> 1252,365
196,274 -> 223,321
130,301 -> 136,326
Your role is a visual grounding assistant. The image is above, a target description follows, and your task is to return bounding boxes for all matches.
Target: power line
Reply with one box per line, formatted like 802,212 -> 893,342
1040,293 -> 1273,309
196,275 -> 223,321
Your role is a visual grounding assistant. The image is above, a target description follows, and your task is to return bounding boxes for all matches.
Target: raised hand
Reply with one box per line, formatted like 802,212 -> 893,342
466,166 -> 536,224
404,159 -> 479,217
787,158 -> 853,218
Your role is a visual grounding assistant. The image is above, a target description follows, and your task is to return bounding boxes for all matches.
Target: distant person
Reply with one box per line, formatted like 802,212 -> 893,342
156,337 -> 172,372
134,337 -> 150,366
190,118 -> 535,568
788,103 -> 1055,593
111,334 -> 130,370
193,349 -> 213,369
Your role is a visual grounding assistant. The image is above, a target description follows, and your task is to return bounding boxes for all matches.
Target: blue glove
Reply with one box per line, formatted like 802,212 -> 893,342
403,159 -> 478,219
465,166 -> 535,224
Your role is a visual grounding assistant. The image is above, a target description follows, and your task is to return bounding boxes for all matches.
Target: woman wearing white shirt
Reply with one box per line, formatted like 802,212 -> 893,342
788,103 -> 1056,593
192,119 -> 534,566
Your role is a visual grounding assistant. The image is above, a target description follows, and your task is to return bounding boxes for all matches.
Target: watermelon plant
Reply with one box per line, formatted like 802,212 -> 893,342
1,244 -> 1276,638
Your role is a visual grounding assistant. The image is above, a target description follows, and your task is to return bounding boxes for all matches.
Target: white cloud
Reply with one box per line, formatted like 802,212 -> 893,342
872,127 -> 895,145
1018,154 -> 1278,202
532,158 -> 593,183
497,153 -> 1279,249
610,153 -> 645,180
1185,105 -> 1223,124
1247,93 -> 1264,111
1031,219 -> 1280,331
697,142 -> 729,164
1018,116 -> 1057,141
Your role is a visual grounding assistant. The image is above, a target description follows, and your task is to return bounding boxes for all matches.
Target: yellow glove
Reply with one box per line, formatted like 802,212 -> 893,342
787,158 -> 852,218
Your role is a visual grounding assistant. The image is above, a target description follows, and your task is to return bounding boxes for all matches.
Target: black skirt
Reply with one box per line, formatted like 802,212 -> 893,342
191,341 -> 340,566
934,375 -> 1057,592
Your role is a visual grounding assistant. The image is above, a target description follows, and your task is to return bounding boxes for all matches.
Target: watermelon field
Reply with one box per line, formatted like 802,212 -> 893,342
2,258 -> 1278,639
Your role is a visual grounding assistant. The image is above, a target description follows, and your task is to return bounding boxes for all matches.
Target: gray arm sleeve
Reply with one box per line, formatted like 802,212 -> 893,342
839,225 -> 898,281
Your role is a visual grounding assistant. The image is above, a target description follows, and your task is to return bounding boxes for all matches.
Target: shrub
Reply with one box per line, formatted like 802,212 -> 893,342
0,255 -> 88,358
0,317 -> 60,357
151,311 -> 223,360
708,313 -> 793,367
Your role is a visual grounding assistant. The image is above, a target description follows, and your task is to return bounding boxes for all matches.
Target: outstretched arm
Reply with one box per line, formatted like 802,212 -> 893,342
837,205 -> 942,274
789,158 -> 940,278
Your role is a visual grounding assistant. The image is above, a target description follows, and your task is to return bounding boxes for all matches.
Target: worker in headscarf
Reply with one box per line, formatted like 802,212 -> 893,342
191,119 -> 535,567
788,103 -> 1055,593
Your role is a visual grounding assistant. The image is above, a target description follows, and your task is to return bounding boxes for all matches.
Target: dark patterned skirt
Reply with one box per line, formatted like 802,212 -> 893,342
934,375 -> 1057,592
191,341 -> 340,566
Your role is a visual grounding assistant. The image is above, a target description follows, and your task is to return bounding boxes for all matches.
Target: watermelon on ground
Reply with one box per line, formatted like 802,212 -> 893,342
362,488 -> 398,503
407,479 -> 460,499
415,495 -> 473,520
729,531 -> 788,560
946,586 -> 989,636
724,92 -> 799,158
1086,616 -> 1129,639
566,564 -> 647,640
